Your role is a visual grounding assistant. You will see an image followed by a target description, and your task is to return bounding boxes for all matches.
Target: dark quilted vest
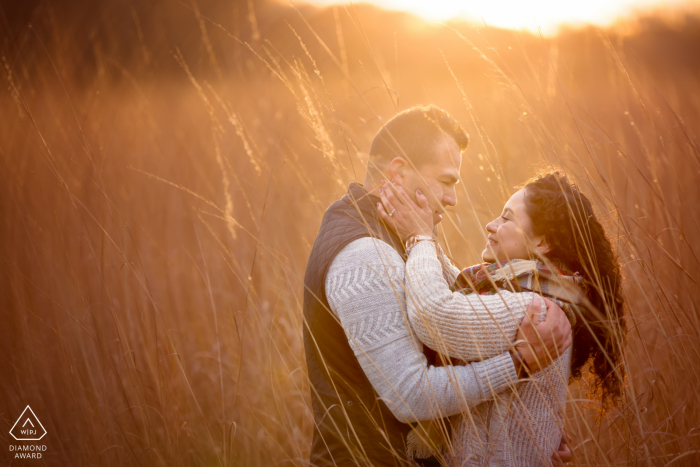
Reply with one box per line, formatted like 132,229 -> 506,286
303,182 -> 413,467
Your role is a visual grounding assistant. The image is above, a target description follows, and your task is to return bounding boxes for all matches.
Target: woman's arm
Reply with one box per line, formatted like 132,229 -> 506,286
406,241 -> 536,362
325,237 -> 520,422
376,180 -> 572,368
436,245 -> 461,285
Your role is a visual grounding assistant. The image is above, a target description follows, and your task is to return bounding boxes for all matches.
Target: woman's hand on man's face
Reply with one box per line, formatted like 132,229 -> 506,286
376,180 -> 435,242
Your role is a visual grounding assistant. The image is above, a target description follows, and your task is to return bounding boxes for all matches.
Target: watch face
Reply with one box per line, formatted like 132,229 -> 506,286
406,236 -> 435,254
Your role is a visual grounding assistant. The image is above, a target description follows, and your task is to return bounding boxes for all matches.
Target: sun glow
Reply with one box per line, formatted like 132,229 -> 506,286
301,0 -> 688,33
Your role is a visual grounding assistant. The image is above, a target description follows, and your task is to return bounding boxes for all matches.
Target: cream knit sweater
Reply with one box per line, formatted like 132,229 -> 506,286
406,241 -> 571,466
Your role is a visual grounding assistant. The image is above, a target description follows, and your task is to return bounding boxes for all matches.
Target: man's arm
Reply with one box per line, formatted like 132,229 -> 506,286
325,237 -> 518,423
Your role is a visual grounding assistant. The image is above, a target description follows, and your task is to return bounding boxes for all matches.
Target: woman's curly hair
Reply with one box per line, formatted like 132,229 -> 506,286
523,171 -> 627,410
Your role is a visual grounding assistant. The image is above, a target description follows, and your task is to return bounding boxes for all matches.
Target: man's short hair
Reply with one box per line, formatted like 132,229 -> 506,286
368,105 -> 469,171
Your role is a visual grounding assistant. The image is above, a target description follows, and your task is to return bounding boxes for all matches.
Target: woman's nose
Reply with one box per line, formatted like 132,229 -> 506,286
485,219 -> 497,233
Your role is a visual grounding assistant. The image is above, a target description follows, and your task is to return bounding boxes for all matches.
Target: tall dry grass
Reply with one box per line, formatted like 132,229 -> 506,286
1,0 -> 699,465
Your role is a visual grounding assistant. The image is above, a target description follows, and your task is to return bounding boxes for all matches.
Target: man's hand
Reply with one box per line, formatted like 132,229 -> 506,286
552,432 -> 573,466
515,296 -> 572,372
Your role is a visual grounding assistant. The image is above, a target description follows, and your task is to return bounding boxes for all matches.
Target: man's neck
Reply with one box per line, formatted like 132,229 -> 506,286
362,171 -> 388,195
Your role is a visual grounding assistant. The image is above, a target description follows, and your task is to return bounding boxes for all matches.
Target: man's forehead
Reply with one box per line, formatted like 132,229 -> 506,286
416,137 -> 461,175
431,143 -> 462,172
440,137 -> 461,162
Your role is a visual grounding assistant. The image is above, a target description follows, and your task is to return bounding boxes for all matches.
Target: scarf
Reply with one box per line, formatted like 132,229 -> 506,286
452,259 -> 584,323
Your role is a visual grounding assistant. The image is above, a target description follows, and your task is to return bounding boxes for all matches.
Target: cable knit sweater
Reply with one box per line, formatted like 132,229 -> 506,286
406,241 -> 572,466
324,237 -> 522,427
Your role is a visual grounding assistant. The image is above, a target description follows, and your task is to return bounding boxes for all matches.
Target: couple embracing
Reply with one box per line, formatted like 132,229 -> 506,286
303,105 -> 626,466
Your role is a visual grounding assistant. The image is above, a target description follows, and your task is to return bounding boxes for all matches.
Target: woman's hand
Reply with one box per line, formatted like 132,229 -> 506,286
552,432 -> 573,466
376,181 -> 435,242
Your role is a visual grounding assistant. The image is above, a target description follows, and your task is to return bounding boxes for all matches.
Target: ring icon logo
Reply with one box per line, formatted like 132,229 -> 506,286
9,406 -> 46,441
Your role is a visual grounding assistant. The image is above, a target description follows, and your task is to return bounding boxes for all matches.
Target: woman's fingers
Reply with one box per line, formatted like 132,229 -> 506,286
377,201 -> 391,224
376,181 -> 435,240
381,181 -> 404,206
553,439 -> 572,464
378,187 -> 396,215
391,183 -> 431,216
415,188 -> 431,213
394,184 -> 416,208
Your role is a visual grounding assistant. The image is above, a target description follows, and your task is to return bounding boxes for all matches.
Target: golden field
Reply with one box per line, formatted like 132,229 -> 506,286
1,0 -> 699,465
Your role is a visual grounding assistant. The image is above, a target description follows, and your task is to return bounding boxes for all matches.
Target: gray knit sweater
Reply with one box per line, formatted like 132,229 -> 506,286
405,241 -> 571,466
324,237 -> 529,445
325,237 -> 522,424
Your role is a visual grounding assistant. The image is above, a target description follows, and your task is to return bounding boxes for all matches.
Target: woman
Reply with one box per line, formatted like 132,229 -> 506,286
377,171 -> 626,466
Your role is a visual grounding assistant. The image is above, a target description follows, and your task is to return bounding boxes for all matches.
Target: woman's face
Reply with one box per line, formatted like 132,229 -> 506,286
482,189 -> 549,263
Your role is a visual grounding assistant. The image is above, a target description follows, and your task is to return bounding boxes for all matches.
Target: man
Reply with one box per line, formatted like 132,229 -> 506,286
303,105 -> 572,466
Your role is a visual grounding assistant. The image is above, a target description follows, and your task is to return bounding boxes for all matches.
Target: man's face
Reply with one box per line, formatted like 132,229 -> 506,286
397,137 -> 462,226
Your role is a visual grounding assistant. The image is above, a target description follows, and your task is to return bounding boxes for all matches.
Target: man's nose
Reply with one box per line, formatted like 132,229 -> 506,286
442,190 -> 457,208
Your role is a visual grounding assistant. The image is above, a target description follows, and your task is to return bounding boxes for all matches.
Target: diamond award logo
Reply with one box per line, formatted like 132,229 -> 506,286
9,406 -> 46,441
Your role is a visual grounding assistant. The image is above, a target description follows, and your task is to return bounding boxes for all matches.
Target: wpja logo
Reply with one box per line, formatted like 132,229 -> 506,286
9,406 -> 47,459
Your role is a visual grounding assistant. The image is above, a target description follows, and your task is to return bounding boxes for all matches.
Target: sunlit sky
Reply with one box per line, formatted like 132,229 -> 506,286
301,0 -> 691,33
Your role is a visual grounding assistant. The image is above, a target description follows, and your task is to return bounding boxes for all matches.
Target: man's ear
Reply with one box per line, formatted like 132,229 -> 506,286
389,157 -> 407,185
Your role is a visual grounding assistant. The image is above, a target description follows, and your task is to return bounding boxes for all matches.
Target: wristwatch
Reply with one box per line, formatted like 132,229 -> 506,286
405,234 -> 437,254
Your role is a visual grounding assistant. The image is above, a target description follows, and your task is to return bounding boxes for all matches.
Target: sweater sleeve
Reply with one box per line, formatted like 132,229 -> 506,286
438,248 -> 461,285
325,237 -> 519,423
406,241 -> 538,362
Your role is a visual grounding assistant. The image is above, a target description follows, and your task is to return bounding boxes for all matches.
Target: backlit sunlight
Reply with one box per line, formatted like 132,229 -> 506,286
301,0 -> 689,33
